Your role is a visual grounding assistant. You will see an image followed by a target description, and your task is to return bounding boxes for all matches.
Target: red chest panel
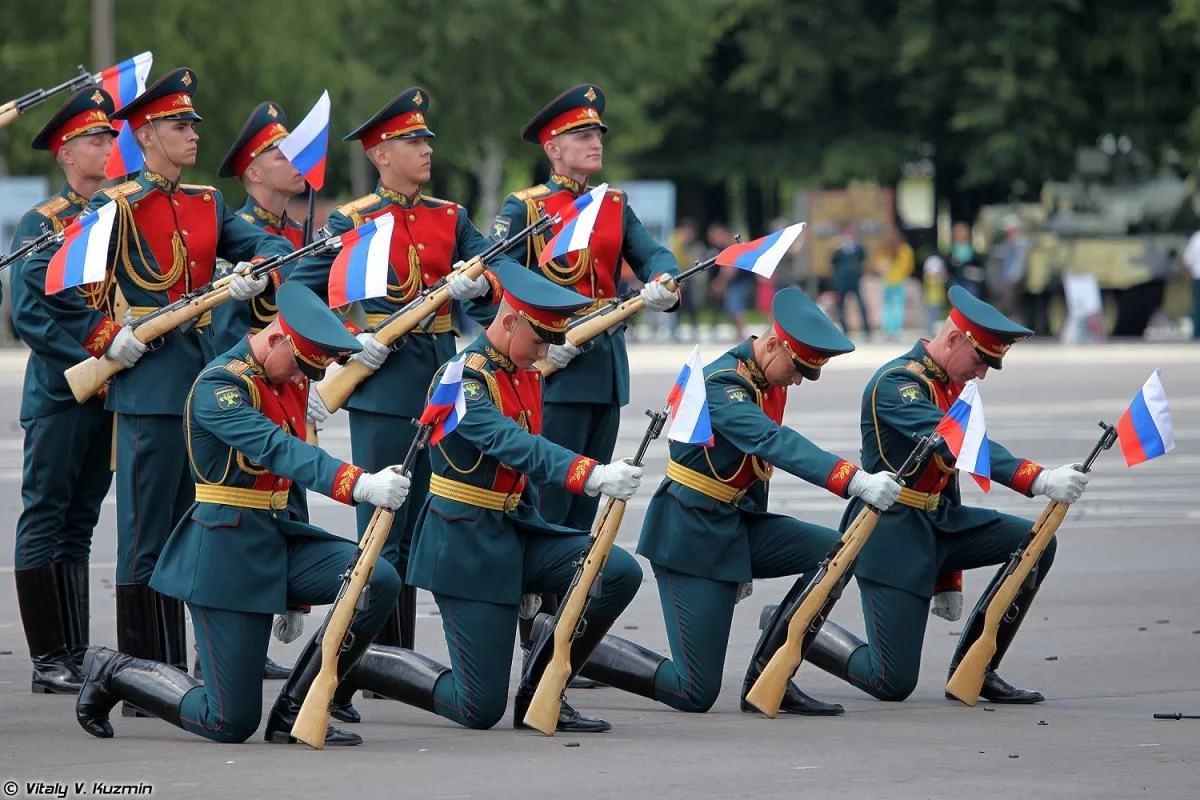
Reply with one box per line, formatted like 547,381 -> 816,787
266,223 -> 305,249
131,190 -> 218,300
728,384 -> 786,489
246,375 -> 308,492
487,367 -> 544,494
360,204 -> 457,305
534,190 -> 624,300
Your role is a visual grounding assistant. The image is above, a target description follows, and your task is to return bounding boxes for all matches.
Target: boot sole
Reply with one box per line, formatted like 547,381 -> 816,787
265,731 -> 363,746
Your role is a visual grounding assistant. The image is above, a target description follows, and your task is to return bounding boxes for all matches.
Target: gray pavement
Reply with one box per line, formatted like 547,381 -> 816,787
1,340 -> 1198,800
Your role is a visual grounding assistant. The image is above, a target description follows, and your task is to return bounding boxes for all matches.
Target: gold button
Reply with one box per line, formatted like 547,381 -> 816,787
408,214 -> 416,222
423,272 -> 430,280
417,243 -> 425,251
133,202 -> 140,210
189,261 -> 196,267
172,200 -> 179,207
203,194 -> 211,202
182,230 -> 189,237
598,290 -> 605,297
447,208 -> 455,215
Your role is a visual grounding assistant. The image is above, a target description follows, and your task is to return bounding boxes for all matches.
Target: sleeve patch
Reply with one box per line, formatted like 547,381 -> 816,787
214,385 -> 244,410
898,382 -> 923,403
463,379 -> 485,402
725,386 -> 750,403
491,215 -> 511,239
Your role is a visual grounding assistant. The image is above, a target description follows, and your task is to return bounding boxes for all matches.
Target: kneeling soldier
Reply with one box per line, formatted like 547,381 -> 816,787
75,282 -> 410,745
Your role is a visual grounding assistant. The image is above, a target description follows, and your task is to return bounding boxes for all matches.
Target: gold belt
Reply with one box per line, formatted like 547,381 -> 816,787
195,484 -> 289,511
896,487 -> 941,512
665,460 -> 747,505
365,312 -> 452,334
429,474 -> 520,512
128,305 -> 212,328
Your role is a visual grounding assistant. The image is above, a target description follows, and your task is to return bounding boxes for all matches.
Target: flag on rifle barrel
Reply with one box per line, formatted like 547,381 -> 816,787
1117,369 -> 1174,467
666,345 -> 713,446
279,90 -> 330,191
327,213 -> 396,308
933,381 -> 991,491
538,183 -> 608,266
418,356 -> 468,444
45,203 -> 119,294
101,52 -> 153,179
715,222 -> 806,279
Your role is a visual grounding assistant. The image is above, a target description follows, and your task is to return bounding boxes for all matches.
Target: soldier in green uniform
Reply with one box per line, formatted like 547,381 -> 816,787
24,68 -> 292,698
290,88 -> 515,692
805,286 -> 1090,702
494,84 -> 680,532
75,281 -> 409,745
338,264 -> 646,733
9,87 -> 119,694
572,288 -> 901,714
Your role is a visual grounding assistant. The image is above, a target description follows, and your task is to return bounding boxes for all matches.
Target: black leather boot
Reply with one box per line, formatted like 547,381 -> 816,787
805,620 -> 868,684
349,645 -> 450,712
55,561 -> 90,672
740,573 -> 844,716
512,613 -> 613,733
575,633 -> 665,700
263,656 -> 292,680
361,597 -> 405,700
947,566 -> 1045,704
263,628 -> 371,746
329,675 -> 362,723
15,565 -> 83,694
76,646 -> 198,738
115,583 -> 163,717
157,592 -> 188,673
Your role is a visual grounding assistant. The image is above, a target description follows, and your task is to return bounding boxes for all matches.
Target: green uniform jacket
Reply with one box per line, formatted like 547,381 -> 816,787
289,185 -> 514,419
150,339 -> 366,614
848,341 -> 1045,596
406,334 -> 601,604
23,170 -> 293,416
637,339 -> 860,582
9,185 -> 112,420
493,177 -> 678,407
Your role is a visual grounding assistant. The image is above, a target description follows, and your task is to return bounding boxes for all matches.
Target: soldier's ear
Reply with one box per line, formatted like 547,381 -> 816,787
542,139 -> 559,162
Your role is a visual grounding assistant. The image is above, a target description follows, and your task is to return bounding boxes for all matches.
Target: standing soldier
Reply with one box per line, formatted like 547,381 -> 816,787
9,87 -> 119,694
574,289 -> 901,714
75,281 -> 409,746
24,68 -> 291,705
336,264 -> 645,733
289,88 -> 513,689
805,286 -> 1090,702
495,84 -> 680,532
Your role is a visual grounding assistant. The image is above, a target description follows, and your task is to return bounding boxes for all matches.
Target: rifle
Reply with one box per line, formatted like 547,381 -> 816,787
1155,713 -> 1200,720
302,185 -> 321,447
0,65 -> 95,129
290,422 -> 431,749
522,406 -> 668,735
63,234 -> 340,403
0,227 -> 64,272
945,421 -> 1117,706
315,211 -> 555,413
744,432 -> 942,717
533,247 -> 731,377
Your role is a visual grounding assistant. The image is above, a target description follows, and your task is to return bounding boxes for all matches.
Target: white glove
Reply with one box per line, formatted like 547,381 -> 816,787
930,590 -> 963,622
351,466 -> 411,509
272,610 -> 305,644
446,267 -> 490,300
734,582 -> 754,604
350,332 -> 390,371
227,262 -> 269,301
546,341 -> 580,370
307,388 -> 330,423
1031,464 -> 1089,504
106,326 -> 148,368
639,278 -> 678,311
847,470 -> 901,511
583,457 -> 643,500
518,593 -> 543,620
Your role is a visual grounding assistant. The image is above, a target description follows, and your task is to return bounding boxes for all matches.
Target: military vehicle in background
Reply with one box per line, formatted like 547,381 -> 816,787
975,137 -> 1197,337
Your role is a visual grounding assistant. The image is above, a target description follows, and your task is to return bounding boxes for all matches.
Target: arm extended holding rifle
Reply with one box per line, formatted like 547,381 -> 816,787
315,212 -> 555,414
0,65 -> 94,129
0,227 -> 64,273
744,432 -> 942,718
945,421 -> 1117,706
289,422 -> 432,749
521,406 -> 668,735
63,235 -> 339,403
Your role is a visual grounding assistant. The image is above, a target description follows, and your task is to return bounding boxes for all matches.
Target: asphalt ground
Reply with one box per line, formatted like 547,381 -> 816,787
0,338 -> 1197,799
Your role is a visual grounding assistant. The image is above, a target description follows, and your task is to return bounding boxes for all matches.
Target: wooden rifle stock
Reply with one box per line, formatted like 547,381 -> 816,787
945,421 -> 1116,706
0,101 -> 19,128
744,431 -> 942,717
522,407 -> 668,734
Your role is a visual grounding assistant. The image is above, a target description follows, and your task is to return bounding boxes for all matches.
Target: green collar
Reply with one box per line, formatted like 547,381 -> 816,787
142,170 -> 180,194
62,185 -> 89,209
549,173 -> 585,195
377,183 -> 422,208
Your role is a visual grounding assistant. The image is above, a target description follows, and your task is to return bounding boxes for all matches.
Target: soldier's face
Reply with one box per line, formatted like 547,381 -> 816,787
253,148 -> 306,196
147,120 -> 199,166
761,339 -> 805,387
507,315 -> 551,368
553,129 -> 604,175
263,335 -> 306,385
59,133 -> 116,181
945,336 -> 989,383
383,137 -> 433,187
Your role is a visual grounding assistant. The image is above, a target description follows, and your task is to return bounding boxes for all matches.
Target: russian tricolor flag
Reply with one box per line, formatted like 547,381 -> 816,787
327,213 -> 396,308
933,381 -> 991,491
278,90 -> 330,191
45,202 -> 119,295
100,52 -> 153,180
1117,370 -> 1174,467
538,183 -> 608,266
715,222 -> 806,279
418,356 -> 468,444
666,345 -> 714,446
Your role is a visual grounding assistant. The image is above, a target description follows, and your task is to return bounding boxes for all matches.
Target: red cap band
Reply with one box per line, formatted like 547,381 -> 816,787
772,321 -> 831,371
360,110 -> 429,149
231,121 -> 289,177
49,109 -> 114,157
949,307 -> 1013,360
127,92 -> 197,132
538,106 -> 604,145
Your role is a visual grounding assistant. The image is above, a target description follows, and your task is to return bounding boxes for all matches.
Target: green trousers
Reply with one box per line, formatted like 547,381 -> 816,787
349,410 -> 431,571
537,401 -> 621,529
15,400 -> 112,568
181,538 -> 402,743
116,414 -> 194,583
429,535 -> 641,729
650,515 -> 840,711
847,513 -> 1056,701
